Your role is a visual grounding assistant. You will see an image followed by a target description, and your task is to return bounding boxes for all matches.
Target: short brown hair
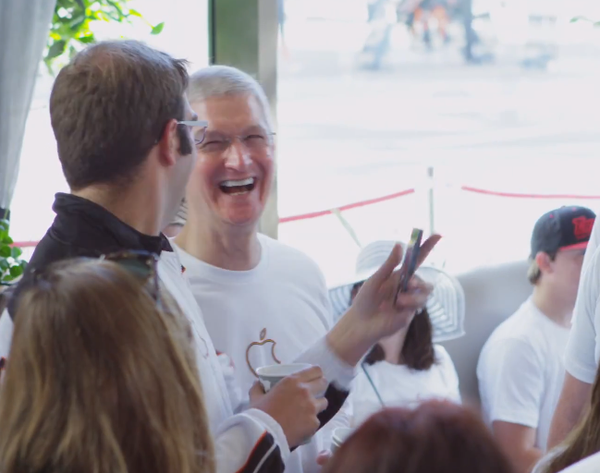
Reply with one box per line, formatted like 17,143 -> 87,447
50,40 -> 189,190
324,401 -> 514,473
0,259 -> 214,473
527,250 -> 557,285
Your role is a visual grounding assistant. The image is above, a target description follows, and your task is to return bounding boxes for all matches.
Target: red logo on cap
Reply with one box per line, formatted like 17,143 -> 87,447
573,216 -> 594,240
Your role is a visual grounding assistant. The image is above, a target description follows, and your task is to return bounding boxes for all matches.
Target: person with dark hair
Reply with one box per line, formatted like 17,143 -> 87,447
323,400 -> 515,473
478,206 -> 596,473
329,240 -> 462,427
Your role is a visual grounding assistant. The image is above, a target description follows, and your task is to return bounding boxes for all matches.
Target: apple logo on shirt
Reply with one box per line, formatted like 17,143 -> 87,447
245,328 -> 281,377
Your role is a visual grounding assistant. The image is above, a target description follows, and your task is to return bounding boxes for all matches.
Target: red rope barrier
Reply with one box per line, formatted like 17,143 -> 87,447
461,186 -> 600,200
13,185 -> 598,248
279,188 -> 416,224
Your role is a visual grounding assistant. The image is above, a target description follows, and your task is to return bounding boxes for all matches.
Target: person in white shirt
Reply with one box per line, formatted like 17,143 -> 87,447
0,41 -> 437,473
547,219 -> 600,450
171,66 -> 441,472
477,206 -> 596,473
328,240 -> 463,428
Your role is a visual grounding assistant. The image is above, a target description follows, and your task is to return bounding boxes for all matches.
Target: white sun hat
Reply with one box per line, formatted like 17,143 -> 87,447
328,240 -> 465,343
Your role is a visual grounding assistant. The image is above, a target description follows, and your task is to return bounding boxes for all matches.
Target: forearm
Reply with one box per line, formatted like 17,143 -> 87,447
509,447 -> 542,473
547,374 -> 592,450
325,307 -> 376,366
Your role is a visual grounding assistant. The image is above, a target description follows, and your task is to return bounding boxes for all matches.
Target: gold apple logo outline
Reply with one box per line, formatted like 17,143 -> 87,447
246,328 -> 281,378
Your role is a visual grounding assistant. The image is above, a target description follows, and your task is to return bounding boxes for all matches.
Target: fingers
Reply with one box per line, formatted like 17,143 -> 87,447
294,365 -> 324,382
317,451 -> 332,466
315,396 -> 329,414
248,381 -> 266,405
395,279 -> 432,311
416,234 -> 442,267
363,243 -> 403,289
305,376 -> 329,398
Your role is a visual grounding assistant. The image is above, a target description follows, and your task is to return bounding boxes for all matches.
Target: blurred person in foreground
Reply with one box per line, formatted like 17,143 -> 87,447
477,206 -> 595,473
322,400 -> 514,473
0,258 -> 214,473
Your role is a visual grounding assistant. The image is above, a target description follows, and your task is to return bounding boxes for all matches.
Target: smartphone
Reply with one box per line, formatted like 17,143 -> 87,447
395,228 -> 424,299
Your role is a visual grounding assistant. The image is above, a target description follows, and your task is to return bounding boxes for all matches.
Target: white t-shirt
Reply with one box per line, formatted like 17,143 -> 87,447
348,345 -> 461,427
557,451 -> 600,473
477,297 -> 570,451
564,220 -> 600,384
174,233 -> 348,473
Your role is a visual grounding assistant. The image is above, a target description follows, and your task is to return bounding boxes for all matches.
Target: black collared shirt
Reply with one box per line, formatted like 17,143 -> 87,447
8,193 -> 172,319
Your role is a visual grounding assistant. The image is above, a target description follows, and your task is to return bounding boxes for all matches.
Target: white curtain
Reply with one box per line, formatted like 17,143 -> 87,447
0,0 -> 56,218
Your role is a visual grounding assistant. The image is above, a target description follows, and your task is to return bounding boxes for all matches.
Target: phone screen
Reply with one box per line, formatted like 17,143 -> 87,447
395,228 -> 424,299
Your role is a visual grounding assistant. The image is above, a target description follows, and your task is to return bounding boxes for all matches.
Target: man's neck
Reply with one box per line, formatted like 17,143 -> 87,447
531,285 -> 573,328
175,218 -> 261,271
73,185 -> 163,236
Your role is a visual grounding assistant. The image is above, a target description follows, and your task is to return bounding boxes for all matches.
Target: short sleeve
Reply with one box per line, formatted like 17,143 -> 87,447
481,338 -> 544,428
435,345 -> 461,404
564,247 -> 600,384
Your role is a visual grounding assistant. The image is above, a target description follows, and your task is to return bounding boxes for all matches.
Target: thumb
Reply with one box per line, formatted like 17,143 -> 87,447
249,380 -> 266,398
362,243 -> 403,291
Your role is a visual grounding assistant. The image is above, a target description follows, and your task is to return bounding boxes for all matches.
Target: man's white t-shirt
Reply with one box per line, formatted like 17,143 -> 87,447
174,233 -> 350,473
477,297 -> 570,451
564,220 -> 600,384
348,345 -> 461,427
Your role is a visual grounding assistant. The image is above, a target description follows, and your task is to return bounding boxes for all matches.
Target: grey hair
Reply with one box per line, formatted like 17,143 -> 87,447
187,65 -> 273,130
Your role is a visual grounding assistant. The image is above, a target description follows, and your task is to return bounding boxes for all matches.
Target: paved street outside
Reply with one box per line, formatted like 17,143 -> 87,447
11,10 -> 600,283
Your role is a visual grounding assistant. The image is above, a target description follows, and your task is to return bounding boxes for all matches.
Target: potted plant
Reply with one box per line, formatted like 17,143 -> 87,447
0,218 -> 27,287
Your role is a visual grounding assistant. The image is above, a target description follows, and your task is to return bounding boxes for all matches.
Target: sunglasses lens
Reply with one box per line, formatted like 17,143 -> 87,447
116,258 -> 153,282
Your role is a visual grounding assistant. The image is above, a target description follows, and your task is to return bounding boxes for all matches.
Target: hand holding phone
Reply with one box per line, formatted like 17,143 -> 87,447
395,228 -> 424,300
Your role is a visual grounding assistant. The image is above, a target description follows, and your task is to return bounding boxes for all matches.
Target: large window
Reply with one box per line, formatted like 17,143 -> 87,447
11,0 -> 209,248
276,0 -> 600,285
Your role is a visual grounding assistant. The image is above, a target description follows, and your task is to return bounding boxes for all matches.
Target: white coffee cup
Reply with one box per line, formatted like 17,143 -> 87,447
331,427 -> 354,454
255,363 -> 313,392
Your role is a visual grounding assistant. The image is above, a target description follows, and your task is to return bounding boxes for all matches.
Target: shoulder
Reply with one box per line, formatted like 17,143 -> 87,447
259,234 -> 325,279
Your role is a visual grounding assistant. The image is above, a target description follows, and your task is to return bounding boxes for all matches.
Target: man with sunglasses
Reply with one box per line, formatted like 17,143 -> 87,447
172,65 -> 440,470
0,40 -> 321,473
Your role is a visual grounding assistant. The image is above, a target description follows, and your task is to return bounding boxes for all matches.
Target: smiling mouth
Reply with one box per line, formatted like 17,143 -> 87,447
219,178 -> 256,196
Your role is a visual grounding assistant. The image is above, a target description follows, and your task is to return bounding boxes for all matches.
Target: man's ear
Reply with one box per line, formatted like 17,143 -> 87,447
535,251 -> 554,275
157,118 -> 179,167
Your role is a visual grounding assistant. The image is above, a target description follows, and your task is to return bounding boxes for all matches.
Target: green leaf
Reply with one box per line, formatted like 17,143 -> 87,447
47,39 -> 67,60
0,219 -> 9,232
151,22 -> 164,35
11,247 -> 22,259
2,274 -> 15,283
2,235 -> 13,245
20,260 -> 28,270
0,246 -> 11,258
129,8 -> 143,18
0,260 -> 9,271
9,265 -> 23,278
78,34 -> 95,44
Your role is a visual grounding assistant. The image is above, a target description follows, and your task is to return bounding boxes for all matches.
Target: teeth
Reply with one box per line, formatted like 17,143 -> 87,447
221,178 -> 254,187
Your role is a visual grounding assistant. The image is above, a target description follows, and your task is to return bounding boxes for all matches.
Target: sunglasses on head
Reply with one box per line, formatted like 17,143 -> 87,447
100,250 -> 160,301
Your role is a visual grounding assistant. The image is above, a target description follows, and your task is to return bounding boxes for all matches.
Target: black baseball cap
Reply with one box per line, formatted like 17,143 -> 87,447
530,206 -> 596,259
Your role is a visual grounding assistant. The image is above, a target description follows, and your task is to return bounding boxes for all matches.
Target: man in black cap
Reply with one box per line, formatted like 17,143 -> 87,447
476,206 -> 596,473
